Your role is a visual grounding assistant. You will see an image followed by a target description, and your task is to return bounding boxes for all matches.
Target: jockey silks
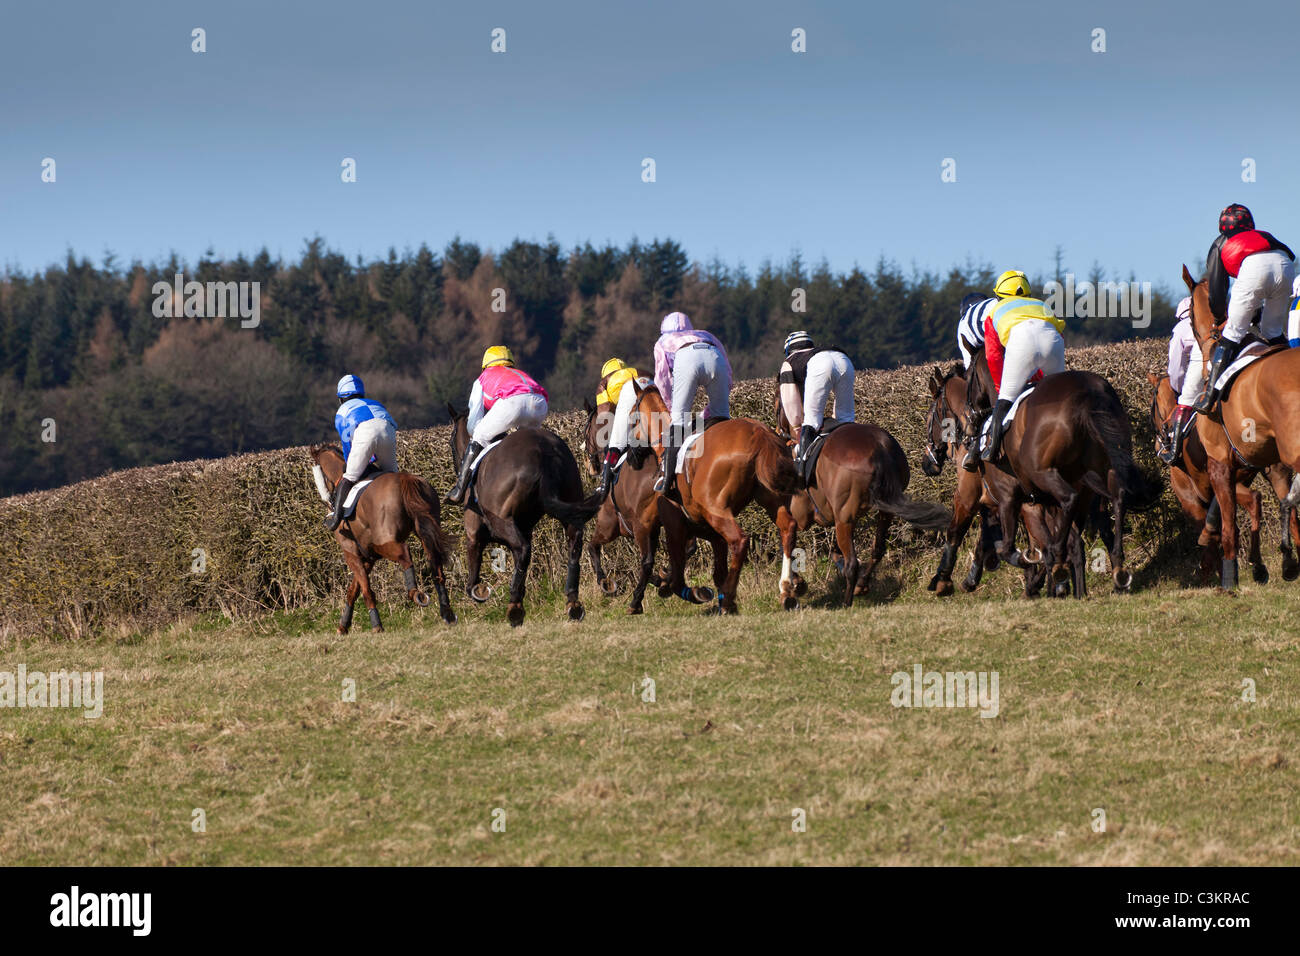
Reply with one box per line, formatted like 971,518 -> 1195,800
478,365 -> 547,410
335,398 -> 396,459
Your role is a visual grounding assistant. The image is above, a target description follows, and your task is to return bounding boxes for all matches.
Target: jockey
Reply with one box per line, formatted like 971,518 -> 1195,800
1196,204 -> 1296,411
326,374 -> 398,530
957,292 -> 997,369
593,357 -> 645,498
1159,296 -> 1198,465
969,270 -> 1066,469
778,331 -> 856,479
652,312 -> 732,500
445,346 -> 549,505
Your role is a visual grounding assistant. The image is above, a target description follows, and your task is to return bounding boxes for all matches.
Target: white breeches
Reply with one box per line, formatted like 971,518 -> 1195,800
471,392 -> 549,445
1225,251 -> 1295,343
1178,352 -> 1208,407
344,418 -> 398,482
998,319 -> 1065,404
801,350 -> 856,430
607,381 -> 639,450
670,344 -> 730,426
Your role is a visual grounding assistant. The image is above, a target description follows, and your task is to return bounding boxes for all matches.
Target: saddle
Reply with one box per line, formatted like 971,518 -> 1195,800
339,461 -> 385,520
1215,339 -> 1289,404
799,420 -> 852,487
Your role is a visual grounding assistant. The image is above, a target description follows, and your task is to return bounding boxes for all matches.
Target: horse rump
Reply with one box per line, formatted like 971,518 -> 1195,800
398,473 -> 457,561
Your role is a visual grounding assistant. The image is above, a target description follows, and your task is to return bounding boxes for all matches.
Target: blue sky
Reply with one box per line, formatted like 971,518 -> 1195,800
2,0 -> 1296,287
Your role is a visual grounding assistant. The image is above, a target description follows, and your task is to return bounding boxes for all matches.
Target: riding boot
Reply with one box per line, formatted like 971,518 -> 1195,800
1158,405 -> 1192,466
1193,338 -> 1242,413
960,437 -> 979,472
445,441 -> 482,505
981,399 -> 1014,463
795,425 -> 817,481
324,478 -> 355,531
595,448 -> 622,498
656,427 -> 680,498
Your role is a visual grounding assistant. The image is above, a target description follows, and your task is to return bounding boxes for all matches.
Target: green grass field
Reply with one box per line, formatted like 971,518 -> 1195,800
4,558 -> 1298,866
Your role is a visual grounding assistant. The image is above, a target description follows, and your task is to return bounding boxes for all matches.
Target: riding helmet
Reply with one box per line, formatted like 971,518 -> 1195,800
336,374 -> 364,400
1219,203 -> 1254,236
482,346 -> 515,369
783,331 -> 815,355
993,270 -> 1031,299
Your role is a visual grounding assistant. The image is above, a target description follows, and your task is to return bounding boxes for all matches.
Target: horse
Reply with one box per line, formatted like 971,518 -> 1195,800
629,385 -> 803,614
581,394 -> 693,613
920,363 -> 1057,597
774,398 -> 951,605
1181,263 -> 1300,589
446,404 -> 602,626
966,348 -> 1159,596
308,444 -> 456,632
1147,371 -> 1285,583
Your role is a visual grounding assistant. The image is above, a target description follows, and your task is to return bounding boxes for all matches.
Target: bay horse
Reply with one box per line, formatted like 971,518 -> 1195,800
581,394 -> 693,614
447,405 -> 602,626
774,400 -> 951,605
308,444 -> 456,632
920,364 -> 1057,597
630,385 -> 803,614
1147,372 -> 1281,583
1182,263 -> 1300,589
966,349 -> 1159,596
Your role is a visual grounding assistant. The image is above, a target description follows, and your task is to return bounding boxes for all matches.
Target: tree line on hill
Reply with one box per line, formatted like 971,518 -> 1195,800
0,237 -> 1176,495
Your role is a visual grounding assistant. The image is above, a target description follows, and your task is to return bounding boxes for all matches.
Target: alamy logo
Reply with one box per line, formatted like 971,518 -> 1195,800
0,666 -> 103,718
151,272 -> 261,328
1042,273 -> 1151,329
49,886 -> 151,936
890,664 -> 999,717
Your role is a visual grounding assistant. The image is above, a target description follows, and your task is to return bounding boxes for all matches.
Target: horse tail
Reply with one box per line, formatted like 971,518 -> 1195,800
864,436 -> 952,529
1080,390 -> 1162,513
755,432 -> 802,496
399,473 -> 457,564
542,492 -> 605,527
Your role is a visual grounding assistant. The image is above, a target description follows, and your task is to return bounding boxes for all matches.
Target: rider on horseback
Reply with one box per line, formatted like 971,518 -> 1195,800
969,270 -> 1066,469
1195,203 -> 1296,412
593,357 -> 646,498
1159,296 -> 1198,465
326,374 -> 398,531
445,346 -> 549,505
777,331 -> 856,482
652,312 -> 732,501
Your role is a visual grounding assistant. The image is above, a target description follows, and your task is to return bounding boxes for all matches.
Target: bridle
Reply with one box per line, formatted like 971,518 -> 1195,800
925,371 -> 970,469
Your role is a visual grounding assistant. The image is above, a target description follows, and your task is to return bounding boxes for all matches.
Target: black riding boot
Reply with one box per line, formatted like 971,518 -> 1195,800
795,425 -> 816,481
960,436 -> 979,472
445,441 -> 482,505
981,399 -> 1014,463
595,448 -> 622,498
1158,406 -> 1192,466
324,478 -> 355,531
657,428 -> 680,499
1193,338 -> 1242,413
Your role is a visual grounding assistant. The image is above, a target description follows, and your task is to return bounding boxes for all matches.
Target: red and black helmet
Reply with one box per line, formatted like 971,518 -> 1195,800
1219,203 -> 1254,236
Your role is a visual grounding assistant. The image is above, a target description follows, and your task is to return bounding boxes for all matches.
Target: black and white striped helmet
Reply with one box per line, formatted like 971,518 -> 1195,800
783,330 -> 814,356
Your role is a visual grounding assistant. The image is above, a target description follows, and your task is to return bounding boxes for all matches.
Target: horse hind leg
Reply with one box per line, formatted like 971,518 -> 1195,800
588,501 -> 620,597
776,505 -> 800,611
834,519 -> 859,608
338,577 -> 361,635
856,511 -> 891,598
564,521 -> 586,621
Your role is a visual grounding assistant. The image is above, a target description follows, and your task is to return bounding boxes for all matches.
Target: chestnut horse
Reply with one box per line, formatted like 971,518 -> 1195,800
631,385 -> 804,614
1147,372 -> 1289,583
774,399 -> 951,605
309,444 -> 456,632
966,350 -> 1159,596
1182,264 -> 1300,589
447,406 -> 602,626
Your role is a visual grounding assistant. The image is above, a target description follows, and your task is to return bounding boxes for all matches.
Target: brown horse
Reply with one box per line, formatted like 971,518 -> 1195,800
630,386 -> 803,614
920,364 -> 1059,597
1147,372 -> 1282,583
966,350 -> 1159,596
774,399 -> 951,605
1182,264 -> 1300,588
309,444 -> 456,632
447,405 -> 601,625
581,394 -> 695,613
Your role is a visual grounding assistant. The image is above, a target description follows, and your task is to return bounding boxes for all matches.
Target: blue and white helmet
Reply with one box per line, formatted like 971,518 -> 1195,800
783,330 -> 814,356
337,374 -> 364,400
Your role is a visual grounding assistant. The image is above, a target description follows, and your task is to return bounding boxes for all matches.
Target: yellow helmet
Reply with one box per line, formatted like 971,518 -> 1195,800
994,270 -> 1031,299
600,357 -> 625,379
482,345 -> 515,369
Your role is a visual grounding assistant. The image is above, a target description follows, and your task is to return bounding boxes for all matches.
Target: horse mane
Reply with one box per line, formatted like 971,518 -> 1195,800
309,442 -> 343,461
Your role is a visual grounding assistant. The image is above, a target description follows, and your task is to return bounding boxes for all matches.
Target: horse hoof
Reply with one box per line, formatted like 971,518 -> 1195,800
935,580 -> 954,597
1252,563 -> 1269,585
691,586 -> 715,604
599,578 -> 620,597
470,583 -> 492,603
926,575 -> 938,592
1283,558 -> 1300,582
336,626 -> 349,635
507,604 -> 525,627
441,607 -> 457,624
657,583 -> 674,599
567,603 -> 585,622
1024,546 -> 1044,565
983,553 -> 1001,572
793,576 -> 808,597
782,595 -> 799,611
373,625 -> 385,633
627,605 -> 643,615
1113,568 -> 1133,591
410,589 -> 430,607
